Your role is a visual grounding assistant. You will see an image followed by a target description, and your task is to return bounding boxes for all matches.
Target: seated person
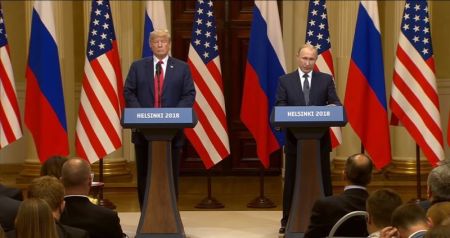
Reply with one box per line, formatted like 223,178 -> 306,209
8,198 -> 58,238
0,195 -> 20,232
28,176 -> 89,238
40,155 -> 68,178
0,183 -> 22,201
304,153 -> 373,238
424,224 -> 450,238
426,201 -> 450,228
60,158 -> 124,238
366,188 -> 403,238
382,203 -> 429,238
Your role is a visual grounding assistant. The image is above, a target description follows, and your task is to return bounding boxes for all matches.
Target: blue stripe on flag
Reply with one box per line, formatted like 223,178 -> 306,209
142,13 -> 154,58
350,4 -> 387,108
28,9 -> 67,130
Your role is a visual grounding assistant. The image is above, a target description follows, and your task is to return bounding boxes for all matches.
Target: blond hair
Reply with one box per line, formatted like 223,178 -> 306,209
15,198 -> 58,238
28,176 -> 65,211
150,29 -> 171,42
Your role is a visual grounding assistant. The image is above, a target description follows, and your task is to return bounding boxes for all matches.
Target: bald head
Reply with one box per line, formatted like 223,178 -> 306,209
61,158 -> 91,189
344,153 -> 373,186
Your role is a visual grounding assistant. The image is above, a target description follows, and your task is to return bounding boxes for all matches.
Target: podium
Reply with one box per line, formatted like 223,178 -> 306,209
271,106 -> 347,238
122,108 -> 197,238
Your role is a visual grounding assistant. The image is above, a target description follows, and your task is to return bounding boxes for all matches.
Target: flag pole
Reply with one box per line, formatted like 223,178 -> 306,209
96,158 -> 116,209
247,163 -> 276,208
415,144 -> 423,201
195,168 -> 224,209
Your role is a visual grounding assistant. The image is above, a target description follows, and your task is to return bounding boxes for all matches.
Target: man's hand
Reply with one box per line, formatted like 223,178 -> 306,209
380,226 -> 399,238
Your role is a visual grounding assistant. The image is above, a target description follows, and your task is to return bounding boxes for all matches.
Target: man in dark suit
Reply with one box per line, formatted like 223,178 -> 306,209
275,44 -> 341,233
28,176 -> 89,238
60,158 -> 123,238
0,184 -> 23,201
0,195 -> 20,232
382,203 -> 429,238
418,159 -> 450,211
304,153 -> 373,238
124,29 -> 195,208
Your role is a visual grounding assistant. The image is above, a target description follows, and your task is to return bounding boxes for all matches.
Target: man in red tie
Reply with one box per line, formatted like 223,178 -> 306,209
124,29 -> 196,208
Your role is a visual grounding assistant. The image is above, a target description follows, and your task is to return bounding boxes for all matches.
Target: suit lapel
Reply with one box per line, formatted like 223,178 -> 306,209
163,57 -> 174,93
291,71 -> 306,105
145,58 -> 155,99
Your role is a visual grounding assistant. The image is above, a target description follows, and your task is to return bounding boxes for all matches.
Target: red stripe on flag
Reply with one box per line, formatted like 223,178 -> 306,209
0,103 -> 15,145
390,99 -> 440,166
89,58 -> 121,117
184,128 -> 214,169
81,72 -> 121,149
75,135 -> 88,162
205,61 -> 225,93
0,54 -> 21,121
392,71 -> 443,142
345,61 -> 391,169
106,45 -> 124,114
241,63 -> 280,168
192,101 -> 229,159
188,59 -> 227,130
77,105 -> 107,158
24,67 -> 68,162
319,50 -> 335,76
396,47 -> 440,108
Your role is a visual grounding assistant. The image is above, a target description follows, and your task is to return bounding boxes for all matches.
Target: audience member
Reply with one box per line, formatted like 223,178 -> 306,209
366,189 -> 403,238
0,195 -> 20,232
421,159 -> 450,211
0,183 -> 22,201
40,156 -> 68,178
13,198 -> 58,238
304,153 -> 373,238
424,224 -> 450,238
28,176 -> 89,238
426,201 -> 450,228
382,203 -> 428,238
60,158 -> 124,238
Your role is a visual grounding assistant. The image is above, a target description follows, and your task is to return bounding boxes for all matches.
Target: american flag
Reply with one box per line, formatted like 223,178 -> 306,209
76,0 -> 124,163
305,0 -> 342,148
390,0 -> 444,165
0,4 -> 22,149
184,0 -> 230,168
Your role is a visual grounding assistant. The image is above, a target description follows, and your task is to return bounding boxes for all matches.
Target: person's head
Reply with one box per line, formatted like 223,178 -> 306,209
426,202 -> 450,227
15,198 -> 58,238
61,158 -> 92,195
366,189 -> 403,233
391,203 -> 428,238
150,29 -> 171,60
296,44 -> 318,74
344,153 -> 373,186
40,156 -> 68,178
427,162 -> 450,204
28,176 -> 65,219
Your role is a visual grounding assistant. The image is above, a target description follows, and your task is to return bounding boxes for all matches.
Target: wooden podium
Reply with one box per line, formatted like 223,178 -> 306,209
122,108 -> 197,238
271,106 -> 347,238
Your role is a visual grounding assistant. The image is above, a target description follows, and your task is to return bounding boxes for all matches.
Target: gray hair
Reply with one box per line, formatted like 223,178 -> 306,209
428,162 -> 450,203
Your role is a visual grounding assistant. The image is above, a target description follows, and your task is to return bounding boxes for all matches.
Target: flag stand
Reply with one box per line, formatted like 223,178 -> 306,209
247,164 -> 276,208
414,144 -> 424,202
195,169 -> 224,209
97,159 -> 116,209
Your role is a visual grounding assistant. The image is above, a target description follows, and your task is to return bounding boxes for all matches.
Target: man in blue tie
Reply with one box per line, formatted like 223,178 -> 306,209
123,29 -> 196,208
275,44 -> 341,234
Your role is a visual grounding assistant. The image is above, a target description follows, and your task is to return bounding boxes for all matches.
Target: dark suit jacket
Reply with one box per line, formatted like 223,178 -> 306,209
60,196 -> 123,238
304,188 -> 369,238
0,195 -> 20,232
123,56 -> 196,146
0,184 -> 23,201
275,70 -> 341,154
56,220 -> 90,238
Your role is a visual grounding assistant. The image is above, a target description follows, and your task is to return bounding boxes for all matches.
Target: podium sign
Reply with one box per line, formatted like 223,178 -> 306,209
122,108 -> 196,238
271,106 -> 346,127
272,106 -> 346,238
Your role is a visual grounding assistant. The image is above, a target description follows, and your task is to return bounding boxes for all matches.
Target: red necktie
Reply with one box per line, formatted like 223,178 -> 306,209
154,60 -> 164,107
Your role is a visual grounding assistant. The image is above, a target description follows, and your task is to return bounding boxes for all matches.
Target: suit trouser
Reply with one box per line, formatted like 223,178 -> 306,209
281,139 -> 332,227
134,141 -> 182,209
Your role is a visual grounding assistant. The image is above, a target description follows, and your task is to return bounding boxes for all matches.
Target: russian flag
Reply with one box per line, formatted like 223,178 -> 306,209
344,1 -> 391,169
142,1 -> 167,58
240,1 -> 286,168
24,1 -> 68,163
